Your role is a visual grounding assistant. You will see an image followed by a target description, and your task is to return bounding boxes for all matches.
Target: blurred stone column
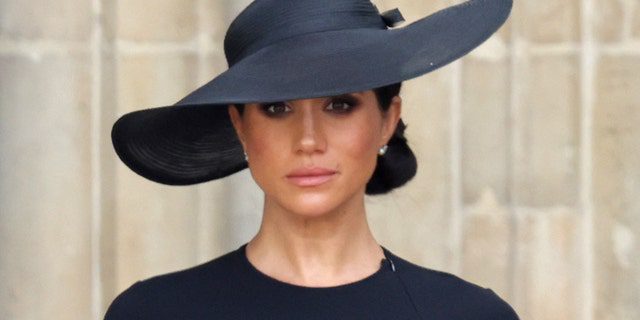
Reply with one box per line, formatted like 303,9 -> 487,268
0,1 -> 94,319
459,17 -> 512,299
593,55 -> 640,320
110,0 -> 203,293
592,0 -> 640,317
1,0 -> 639,319
507,2 -> 583,319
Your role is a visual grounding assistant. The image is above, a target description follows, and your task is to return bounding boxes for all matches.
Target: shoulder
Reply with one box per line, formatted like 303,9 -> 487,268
104,249 -> 241,319
390,253 -> 520,320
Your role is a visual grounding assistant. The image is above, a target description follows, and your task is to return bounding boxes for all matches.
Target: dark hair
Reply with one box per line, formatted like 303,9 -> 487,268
366,82 -> 417,195
233,82 -> 417,195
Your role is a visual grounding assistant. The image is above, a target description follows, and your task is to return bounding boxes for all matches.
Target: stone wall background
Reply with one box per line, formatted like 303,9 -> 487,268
1,0 -> 638,319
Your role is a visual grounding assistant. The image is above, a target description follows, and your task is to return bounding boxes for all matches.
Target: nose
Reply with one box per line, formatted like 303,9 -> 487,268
294,103 -> 326,154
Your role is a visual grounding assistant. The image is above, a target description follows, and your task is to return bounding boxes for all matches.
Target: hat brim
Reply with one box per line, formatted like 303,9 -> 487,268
112,0 -> 512,185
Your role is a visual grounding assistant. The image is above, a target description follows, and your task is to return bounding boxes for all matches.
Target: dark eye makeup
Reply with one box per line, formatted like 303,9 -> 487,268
259,94 -> 360,117
326,95 -> 359,114
260,102 -> 291,116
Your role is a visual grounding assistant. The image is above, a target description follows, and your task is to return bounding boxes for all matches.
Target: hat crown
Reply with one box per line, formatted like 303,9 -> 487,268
224,0 -> 387,67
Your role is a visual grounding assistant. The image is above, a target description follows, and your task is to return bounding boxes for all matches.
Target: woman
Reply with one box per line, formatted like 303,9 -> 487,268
106,0 -> 519,319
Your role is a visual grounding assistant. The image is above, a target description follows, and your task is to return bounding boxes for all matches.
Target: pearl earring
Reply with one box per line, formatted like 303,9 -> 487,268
243,151 -> 249,162
378,145 -> 388,156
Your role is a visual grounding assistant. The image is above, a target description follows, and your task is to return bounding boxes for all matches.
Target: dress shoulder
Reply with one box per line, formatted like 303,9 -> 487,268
103,249 -> 240,319
389,253 -> 520,319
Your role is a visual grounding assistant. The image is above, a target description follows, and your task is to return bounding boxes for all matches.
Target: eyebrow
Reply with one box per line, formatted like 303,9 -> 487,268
328,93 -> 363,102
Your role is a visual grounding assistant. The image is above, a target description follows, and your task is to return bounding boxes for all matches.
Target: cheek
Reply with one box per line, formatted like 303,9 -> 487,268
337,128 -> 378,159
241,118 -> 290,188
329,116 -> 381,175
242,112 -> 286,158
245,130 -> 275,158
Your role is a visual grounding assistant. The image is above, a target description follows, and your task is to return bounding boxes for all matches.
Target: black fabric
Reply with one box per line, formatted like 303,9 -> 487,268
104,244 -> 519,319
224,0 -> 389,66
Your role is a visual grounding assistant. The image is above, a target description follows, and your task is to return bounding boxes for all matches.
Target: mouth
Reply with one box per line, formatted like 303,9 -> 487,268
286,167 -> 337,187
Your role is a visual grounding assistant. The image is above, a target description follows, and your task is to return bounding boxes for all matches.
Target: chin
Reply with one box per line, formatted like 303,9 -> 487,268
278,191 -> 347,218
289,195 -> 340,217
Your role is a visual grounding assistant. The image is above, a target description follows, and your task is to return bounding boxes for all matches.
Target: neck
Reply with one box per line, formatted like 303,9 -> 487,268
246,191 -> 384,287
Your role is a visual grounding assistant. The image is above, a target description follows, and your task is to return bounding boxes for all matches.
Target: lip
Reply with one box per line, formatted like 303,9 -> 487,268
286,167 -> 337,187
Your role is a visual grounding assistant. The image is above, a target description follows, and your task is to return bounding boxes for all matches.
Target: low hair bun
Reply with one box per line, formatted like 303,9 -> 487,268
366,119 -> 417,195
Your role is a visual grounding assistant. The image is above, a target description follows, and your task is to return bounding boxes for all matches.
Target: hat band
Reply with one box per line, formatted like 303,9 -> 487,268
225,1 -> 393,66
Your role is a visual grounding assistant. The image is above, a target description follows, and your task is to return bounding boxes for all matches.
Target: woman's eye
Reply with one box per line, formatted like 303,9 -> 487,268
261,103 -> 291,116
326,100 -> 354,113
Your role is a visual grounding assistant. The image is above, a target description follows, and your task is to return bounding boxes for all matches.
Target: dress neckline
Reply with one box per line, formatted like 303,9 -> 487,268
236,243 -> 397,291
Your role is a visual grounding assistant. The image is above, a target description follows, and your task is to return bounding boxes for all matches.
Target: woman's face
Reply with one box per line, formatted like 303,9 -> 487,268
228,90 -> 401,217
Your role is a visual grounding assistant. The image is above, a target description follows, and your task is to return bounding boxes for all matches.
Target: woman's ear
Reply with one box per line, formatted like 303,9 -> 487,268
381,96 -> 402,144
228,105 -> 246,148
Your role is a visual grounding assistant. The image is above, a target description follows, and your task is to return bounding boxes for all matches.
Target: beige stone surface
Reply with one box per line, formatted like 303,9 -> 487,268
513,208 -> 582,320
461,58 -> 510,204
200,0 -> 238,42
633,3 -> 640,39
101,0 -> 119,42
1,1 -> 640,319
513,55 -> 580,207
114,173 -> 201,288
98,48 -> 120,309
369,67 -> 455,271
117,0 -> 198,41
374,0 -> 466,272
0,0 -> 92,40
0,54 -> 93,319
516,0 -> 580,43
593,55 -> 640,320
113,53 -> 202,289
461,189 -> 511,299
117,53 -> 199,112
593,0 -> 625,42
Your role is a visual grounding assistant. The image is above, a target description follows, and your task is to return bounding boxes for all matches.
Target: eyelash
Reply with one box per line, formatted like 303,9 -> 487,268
326,98 -> 357,113
260,97 -> 358,117
261,103 -> 291,116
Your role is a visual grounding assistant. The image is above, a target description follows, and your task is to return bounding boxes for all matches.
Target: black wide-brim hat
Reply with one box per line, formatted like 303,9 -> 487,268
112,0 -> 513,185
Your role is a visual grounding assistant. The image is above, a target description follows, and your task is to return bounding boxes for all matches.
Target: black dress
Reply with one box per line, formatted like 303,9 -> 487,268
104,244 -> 519,319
